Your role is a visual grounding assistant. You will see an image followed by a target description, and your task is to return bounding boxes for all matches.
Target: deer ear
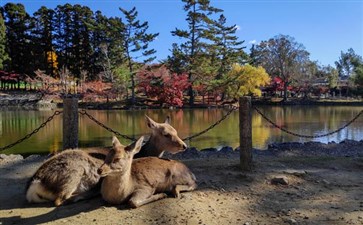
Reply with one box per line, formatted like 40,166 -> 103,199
164,116 -> 171,124
132,136 -> 144,154
112,136 -> 124,149
145,115 -> 158,129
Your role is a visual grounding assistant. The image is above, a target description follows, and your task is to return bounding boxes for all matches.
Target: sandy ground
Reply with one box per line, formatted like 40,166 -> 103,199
0,148 -> 363,225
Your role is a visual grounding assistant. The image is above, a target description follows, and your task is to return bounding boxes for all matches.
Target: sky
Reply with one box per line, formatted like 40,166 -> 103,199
2,0 -> 363,66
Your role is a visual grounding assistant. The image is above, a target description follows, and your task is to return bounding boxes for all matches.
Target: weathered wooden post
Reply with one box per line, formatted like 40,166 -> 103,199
62,94 -> 79,150
239,96 -> 252,171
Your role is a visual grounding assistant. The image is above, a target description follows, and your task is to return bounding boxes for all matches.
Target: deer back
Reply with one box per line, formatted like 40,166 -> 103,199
28,148 -> 105,195
131,157 -> 196,192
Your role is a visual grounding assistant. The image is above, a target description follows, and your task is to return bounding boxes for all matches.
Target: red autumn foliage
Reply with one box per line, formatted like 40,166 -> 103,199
137,66 -> 190,107
80,80 -> 114,101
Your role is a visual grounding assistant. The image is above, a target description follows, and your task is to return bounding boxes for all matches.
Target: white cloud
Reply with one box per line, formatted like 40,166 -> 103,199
249,40 -> 257,44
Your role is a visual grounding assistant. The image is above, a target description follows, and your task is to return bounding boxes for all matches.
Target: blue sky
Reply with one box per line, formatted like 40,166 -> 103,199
3,0 -> 363,66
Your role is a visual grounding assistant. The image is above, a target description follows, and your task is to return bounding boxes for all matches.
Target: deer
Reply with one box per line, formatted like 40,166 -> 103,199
98,136 -> 197,208
26,115 -> 188,206
25,148 -> 107,206
136,115 -> 187,158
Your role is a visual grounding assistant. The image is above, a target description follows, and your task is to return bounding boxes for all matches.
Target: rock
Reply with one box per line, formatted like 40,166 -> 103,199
0,154 -> 23,162
218,146 -> 233,153
285,218 -> 297,224
166,147 -> 201,159
322,179 -> 331,185
271,176 -> 289,185
283,169 -> 307,177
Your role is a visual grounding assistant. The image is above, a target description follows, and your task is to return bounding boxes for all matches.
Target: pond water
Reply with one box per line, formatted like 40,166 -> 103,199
1,106 -> 363,155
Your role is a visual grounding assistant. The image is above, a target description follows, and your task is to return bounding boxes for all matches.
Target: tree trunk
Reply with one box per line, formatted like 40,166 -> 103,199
283,82 -> 288,101
188,73 -> 194,106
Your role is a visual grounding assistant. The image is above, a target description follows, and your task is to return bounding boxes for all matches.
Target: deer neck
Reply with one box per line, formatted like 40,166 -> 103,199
141,135 -> 164,157
101,164 -> 134,204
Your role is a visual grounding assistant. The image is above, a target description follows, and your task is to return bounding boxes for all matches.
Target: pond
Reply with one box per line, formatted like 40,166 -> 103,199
1,106 -> 363,155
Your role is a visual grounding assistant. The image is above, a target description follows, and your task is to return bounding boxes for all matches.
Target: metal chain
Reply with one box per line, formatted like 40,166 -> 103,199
79,110 -> 137,141
80,106 -> 237,143
183,106 -> 237,141
0,111 -> 62,152
253,106 -> 363,138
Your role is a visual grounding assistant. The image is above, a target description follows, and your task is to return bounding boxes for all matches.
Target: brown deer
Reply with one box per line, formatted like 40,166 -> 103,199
26,148 -> 107,206
26,115 -> 187,206
98,136 -> 197,208
136,115 -> 187,158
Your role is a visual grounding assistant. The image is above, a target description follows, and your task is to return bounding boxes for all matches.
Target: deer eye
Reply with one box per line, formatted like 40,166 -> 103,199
164,133 -> 171,138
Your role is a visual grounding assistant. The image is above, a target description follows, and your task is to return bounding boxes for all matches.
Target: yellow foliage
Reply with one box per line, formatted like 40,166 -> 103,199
227,64 -> 270,97
47,51 -> 58,74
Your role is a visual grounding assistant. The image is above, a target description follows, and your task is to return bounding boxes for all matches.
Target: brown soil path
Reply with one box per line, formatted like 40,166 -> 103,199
0,151 -> 362,225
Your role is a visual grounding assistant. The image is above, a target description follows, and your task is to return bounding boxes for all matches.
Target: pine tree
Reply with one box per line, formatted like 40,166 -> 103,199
169,0 -> 222,105
71,5 -> 94,78
118,7 -> 159,105
52,4 -> 95,78
210,14 -> 246,80
53,4 -> 73,73
86,10 -> 109,79
33,6 -> 55,75
3,3 -> 33,74
0,13 -> 9,70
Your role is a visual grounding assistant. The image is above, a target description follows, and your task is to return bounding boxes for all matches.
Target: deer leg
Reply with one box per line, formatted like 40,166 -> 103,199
172,184 -> 197,198
129,190 -> 167,208
54,181 -> 80,206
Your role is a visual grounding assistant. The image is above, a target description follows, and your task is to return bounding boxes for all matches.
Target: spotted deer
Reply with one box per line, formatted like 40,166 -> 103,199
98,136 -> 197,208
26,115 -> 187,206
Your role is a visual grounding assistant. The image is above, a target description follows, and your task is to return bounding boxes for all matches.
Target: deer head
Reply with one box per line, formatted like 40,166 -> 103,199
145,115 -> 187,154
97,136 -> 144,177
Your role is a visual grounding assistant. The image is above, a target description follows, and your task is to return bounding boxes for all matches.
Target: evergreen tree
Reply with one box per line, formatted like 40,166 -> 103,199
0,12 -> 9,70
169,0 -> 222,105
118,7 -> 159,105
52,4 -> 95,78
53,4 -> 73,74
3,3 -> 33,74
32,6 -> 55,75
86,10 -> 110,79
71,5 -> 94,78
335,48 -> 363,78
210,14 -> 246,79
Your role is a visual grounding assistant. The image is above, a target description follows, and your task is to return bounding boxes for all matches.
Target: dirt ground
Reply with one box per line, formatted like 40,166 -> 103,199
0,149 -> 363,225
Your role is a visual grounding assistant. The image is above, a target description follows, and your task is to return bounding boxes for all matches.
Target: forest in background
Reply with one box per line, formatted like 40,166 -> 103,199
0,1 -> 363,107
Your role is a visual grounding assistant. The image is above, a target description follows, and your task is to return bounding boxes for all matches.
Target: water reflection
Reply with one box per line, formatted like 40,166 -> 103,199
1,106 -> 363,155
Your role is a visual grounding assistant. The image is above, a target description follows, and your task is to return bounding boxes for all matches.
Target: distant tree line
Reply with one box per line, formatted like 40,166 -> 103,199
0,1 -> 363,106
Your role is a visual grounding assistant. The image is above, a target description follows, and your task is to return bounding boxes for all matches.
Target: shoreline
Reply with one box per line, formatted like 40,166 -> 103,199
2,90 -> 363,110
2,139 -> 362,162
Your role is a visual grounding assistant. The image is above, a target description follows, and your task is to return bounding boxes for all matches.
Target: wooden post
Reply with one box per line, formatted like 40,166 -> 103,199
239,96 -> 252,171
63,95 -> 79,150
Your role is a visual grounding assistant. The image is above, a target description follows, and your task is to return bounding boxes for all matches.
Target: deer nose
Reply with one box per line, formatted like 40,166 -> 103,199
97,168 -> 103,175
182,143 -> 187,150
